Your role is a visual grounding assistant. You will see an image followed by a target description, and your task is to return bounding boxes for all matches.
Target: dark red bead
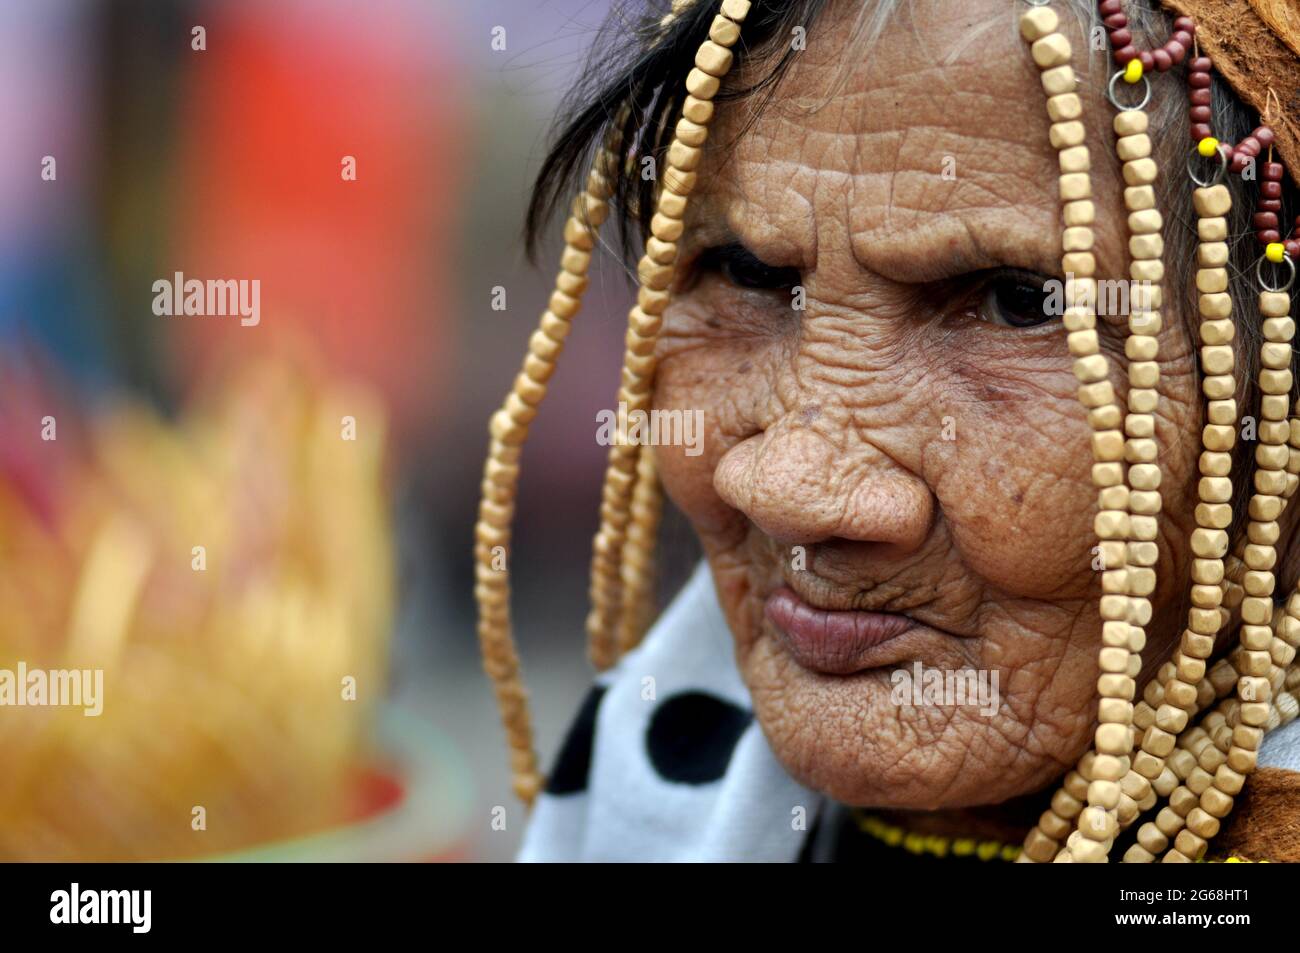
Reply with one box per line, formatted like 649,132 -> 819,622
1173,16 -> 1195,33
1104,13 -> 1128,28
1172,30 -> 1194,48
1100,0 -> 1123,14
1261,199 -> 1283,213
1189,71 -> 1212,88
1192,122 -> 1214,141
1255,127 -> 1276,148
1259,230 -> 1281,244
1262,181 -> 1283,199
1231,152 -> 1250,173
1287,240 -> 1300,258
1262,162 -> 1285,180
1239,137 -> 1261,156
1110,28 -> 1132,48
1255,212 -> 1279,229
1152,48 -> 1173,70
1114,44 -> 1138,64
1190,105 -> 1212,122
1138,50 -> 1155,70
1190,89 -> 1211,106
1166,40 -> 1187,64
1190,56 -> 1212,72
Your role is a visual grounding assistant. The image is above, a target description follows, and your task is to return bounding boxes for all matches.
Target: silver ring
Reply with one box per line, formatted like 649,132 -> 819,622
1107,70 -> 1152,112
1257,254 -> 1296,294
1186,143 -> 1229,188
1021,0 -> 1052,5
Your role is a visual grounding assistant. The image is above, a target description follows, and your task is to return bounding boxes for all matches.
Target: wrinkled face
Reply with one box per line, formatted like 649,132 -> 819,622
652,0 -> 1206,809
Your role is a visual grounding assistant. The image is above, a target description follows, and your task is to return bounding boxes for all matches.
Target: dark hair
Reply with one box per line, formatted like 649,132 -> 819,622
524,0 -> 831,262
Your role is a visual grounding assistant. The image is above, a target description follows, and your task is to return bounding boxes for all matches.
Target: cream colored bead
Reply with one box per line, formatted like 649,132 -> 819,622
1123,158 -> 1158,186
1063,199 -> 1095,226
1261,291 -> 1293,317
1129,234 -> 1163,260
1019,5 -> 1059,40
667,140 -> 702,171
661,166 -> 698,196
1198,293 -> 1232,320
682,94 -> 714,125
1198,217 -> 1228,241
1206,398 -> 1237,425
1196,268 -> 1228,294
1130,259 -> 1163,282
685,67 -> 720,99
1262,342 -> 1291,367
1073,353 -> 1109,383
694,40 -> 733,77
707,16 -> 740,47
1127,209 -> 1162,234
1032,33 -> 1073,68
1063,226 -> 1094,251
1117,134 -> 1152,161
1199,319 -> 1234,345
1063,252 -> 1095,277
1058,145 -> 1090,174
720,0 -> 751,20
1059,172 -> 1091,201
1068,329 -> 1099,356
1261,369 -> 1293,395
1126,335 -> 1157,361
1129,362 -> 1158,388
1047,92 -> 1082,122
1124,185 -> 1155,210
1041,64 -> 1076,96
1050,121 -> 1086,150
1193,184 -> 1232,217
1264,317 -> 1295,343
1198,241 -> 1228,267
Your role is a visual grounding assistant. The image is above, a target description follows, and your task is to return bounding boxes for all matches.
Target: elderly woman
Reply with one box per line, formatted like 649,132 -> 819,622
474,0 -> 1300,862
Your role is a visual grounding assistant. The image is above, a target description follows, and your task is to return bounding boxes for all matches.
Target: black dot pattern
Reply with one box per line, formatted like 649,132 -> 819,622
646,691 -> 752,784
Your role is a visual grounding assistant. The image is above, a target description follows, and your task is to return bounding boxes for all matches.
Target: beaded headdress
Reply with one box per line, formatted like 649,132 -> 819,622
473,0 -> 1300,863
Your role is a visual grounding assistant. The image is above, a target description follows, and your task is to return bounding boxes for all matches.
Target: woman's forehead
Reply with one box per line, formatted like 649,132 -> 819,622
690,0 -> 1125,279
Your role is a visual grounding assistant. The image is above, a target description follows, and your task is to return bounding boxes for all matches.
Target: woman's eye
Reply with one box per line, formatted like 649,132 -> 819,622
700,243 -> 801,291
980,271 -> 1056,328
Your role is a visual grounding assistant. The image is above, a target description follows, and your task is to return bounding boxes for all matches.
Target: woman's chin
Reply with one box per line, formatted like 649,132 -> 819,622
738,619 -> 1079,810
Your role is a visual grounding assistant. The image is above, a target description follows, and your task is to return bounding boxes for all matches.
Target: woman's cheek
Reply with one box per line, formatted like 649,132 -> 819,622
927,405 -> 1099,601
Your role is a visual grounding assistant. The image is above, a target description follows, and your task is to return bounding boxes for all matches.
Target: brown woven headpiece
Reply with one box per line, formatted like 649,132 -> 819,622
1161,0 -> 1300,182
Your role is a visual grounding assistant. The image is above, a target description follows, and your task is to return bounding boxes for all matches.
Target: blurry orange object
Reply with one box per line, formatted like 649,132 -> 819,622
170,0 -> 466,438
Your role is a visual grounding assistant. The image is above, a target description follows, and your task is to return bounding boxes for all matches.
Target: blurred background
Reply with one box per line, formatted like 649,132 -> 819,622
0,0 -> 700,861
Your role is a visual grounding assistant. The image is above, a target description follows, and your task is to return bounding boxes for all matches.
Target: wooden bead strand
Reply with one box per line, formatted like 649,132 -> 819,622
1114,183 -> 1239,862
615,445 -> 664,656
1156,289 -> 1299,861
1018,3 -> 1138,864
1106,100 -> 1168,837
474,142 -> 620,806
586,0 -> 751,670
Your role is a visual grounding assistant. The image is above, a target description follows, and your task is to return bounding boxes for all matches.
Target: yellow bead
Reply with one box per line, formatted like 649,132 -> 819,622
1198,136 -> 1219,158
1266,242 -> 1287,264
1124,59 -> 1144,83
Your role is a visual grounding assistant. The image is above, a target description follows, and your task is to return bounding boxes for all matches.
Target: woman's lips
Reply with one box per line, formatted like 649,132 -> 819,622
764,586 -> 917,675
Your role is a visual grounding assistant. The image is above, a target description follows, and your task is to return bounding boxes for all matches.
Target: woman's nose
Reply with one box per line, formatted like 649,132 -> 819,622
712,425 -> 934,551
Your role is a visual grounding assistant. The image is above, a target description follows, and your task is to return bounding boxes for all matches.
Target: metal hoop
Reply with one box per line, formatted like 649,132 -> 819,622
1107,70 -> 1152,112
1186,143 -> 1229,188
1257,254 -> 1296,294
1021,0 -> 1052,5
